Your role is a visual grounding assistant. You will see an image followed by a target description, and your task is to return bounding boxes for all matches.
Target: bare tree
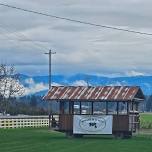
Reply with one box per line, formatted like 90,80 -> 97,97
0,64 -> 25,114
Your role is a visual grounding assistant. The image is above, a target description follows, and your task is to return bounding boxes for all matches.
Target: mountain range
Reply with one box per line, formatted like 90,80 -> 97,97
19,74 -> 152,96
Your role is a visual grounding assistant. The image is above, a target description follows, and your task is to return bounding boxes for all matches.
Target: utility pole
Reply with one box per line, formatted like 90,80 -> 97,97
45,50 -> 56,89
45,49 -> 56,129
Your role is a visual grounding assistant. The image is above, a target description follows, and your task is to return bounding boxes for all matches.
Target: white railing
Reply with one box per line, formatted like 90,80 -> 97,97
0,115 -> 49,129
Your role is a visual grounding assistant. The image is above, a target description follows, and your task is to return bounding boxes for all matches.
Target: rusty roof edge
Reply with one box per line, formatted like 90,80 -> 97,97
48,85 -> 141,88
44,98 -> 136,102
130,86 -> 145,101
42,89 -> 50,101
43,86 -> 144,101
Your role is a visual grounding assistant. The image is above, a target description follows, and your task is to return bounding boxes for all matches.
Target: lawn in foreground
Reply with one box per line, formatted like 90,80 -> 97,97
0,128 -> 152,152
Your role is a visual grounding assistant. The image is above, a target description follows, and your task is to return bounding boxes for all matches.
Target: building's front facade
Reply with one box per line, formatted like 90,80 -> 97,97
44,86 -> 145,138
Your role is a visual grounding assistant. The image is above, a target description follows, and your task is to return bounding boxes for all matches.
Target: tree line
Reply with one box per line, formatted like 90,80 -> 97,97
0,64 -> 152,115
144,96 -> 152,112
0,95 -> 48,115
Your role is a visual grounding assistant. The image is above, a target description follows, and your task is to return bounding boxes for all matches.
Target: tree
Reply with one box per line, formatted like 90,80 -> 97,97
0,64 -> 24,114
146,95 -> 152,112
30,95 -> 37,107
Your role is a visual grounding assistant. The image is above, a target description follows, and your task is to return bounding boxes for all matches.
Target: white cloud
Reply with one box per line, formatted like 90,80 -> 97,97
51,82 -> 62,86
23,78 -> 48,95
23,78 -> 62,95
108,81 -> 127,86
25,78 -> 34,85
72,80 -> 88,86
24,82 -> 48,95
125,70 -> 145,76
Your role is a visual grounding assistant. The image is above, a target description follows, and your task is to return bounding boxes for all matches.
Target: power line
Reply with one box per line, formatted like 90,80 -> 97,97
0,3 -> 152,36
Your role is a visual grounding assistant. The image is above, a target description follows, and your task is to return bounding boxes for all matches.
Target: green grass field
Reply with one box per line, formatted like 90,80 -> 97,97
0,128 -> 152,152
141,113 -> 152,121
140,113 -> 152,129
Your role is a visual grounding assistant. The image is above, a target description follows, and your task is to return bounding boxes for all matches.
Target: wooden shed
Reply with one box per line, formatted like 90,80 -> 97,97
44,86 -> 145,138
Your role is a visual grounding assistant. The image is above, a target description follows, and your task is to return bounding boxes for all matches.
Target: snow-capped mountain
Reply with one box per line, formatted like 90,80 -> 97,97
20,74 -> 152,96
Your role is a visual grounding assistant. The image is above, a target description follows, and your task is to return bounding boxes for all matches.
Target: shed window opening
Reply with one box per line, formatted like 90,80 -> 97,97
64,102 -> 69,114
52,101 -> 59,114
74,102 -> 80,114
93,102 -> 106,114
118,102 -> 127,115
81,102 -> 92,114
108,102 -> 117,114
129,102 -> 138,112
133,103 -> 138,111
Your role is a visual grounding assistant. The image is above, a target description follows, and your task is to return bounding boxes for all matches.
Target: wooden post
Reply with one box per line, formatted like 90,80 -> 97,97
117,102 -> 119,115
127,102 -> 129,114
91,101 -> 94,115
49,113 -> 51,129
60,101 -> 64,114
69,101 -> 71,114
69,101 -> 74,114
131,102 -> 133,111
136,103 -> 138,111
80,101 -> 82,114
48,101 -> 52,129
106,102 -> 108,115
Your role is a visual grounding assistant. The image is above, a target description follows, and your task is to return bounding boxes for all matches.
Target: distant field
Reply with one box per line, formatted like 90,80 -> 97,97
140,113 -> 152,121
0,128 -> 152,152
140,113 -> 152,129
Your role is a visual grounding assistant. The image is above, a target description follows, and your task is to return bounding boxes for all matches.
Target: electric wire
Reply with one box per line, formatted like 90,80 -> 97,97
0,3 -> 152,36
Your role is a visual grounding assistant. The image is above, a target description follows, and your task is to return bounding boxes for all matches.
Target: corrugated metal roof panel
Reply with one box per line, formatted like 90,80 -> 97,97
44,86 -> 144,101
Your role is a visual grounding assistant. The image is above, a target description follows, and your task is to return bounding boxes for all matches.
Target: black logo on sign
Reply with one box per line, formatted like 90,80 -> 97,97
89,122 -> 97,128
79,116 -> 106,132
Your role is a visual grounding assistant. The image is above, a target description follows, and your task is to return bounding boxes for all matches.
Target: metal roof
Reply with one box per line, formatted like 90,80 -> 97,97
44,86 -> 144,101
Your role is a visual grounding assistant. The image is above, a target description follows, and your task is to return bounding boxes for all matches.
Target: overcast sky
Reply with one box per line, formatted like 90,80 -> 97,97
0,0 -> 152,76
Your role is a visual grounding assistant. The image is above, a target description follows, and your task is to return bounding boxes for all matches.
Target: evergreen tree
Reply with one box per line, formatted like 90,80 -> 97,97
146,95 -> 152,112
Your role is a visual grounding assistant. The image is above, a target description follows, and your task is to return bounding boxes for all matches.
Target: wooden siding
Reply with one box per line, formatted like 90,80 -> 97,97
59,115 -> 73,131
112,115 -> 129,132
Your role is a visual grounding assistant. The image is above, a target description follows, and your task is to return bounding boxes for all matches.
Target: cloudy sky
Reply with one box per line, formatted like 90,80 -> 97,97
0,0 -> 152,77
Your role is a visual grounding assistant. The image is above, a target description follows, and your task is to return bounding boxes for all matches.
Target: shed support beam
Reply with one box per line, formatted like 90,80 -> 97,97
91,102 -> 94,115
127,102 -> 129,114
80,101 -> 82,114
106,102 -> 108,115
117,102 -> 119,115
69,102 -> 74,114
60,101 -> 64,114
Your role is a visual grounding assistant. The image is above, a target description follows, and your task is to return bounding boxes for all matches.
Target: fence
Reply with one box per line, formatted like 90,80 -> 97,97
0,115 -> 49,128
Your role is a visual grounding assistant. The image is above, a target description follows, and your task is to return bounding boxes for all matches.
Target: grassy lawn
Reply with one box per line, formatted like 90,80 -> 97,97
140,113 -> 152,121
0,128 -> 152,152
140,113 -> 152,129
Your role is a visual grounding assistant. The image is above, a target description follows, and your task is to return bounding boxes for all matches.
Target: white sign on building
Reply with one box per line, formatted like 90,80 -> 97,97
73,115 -> 113,134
